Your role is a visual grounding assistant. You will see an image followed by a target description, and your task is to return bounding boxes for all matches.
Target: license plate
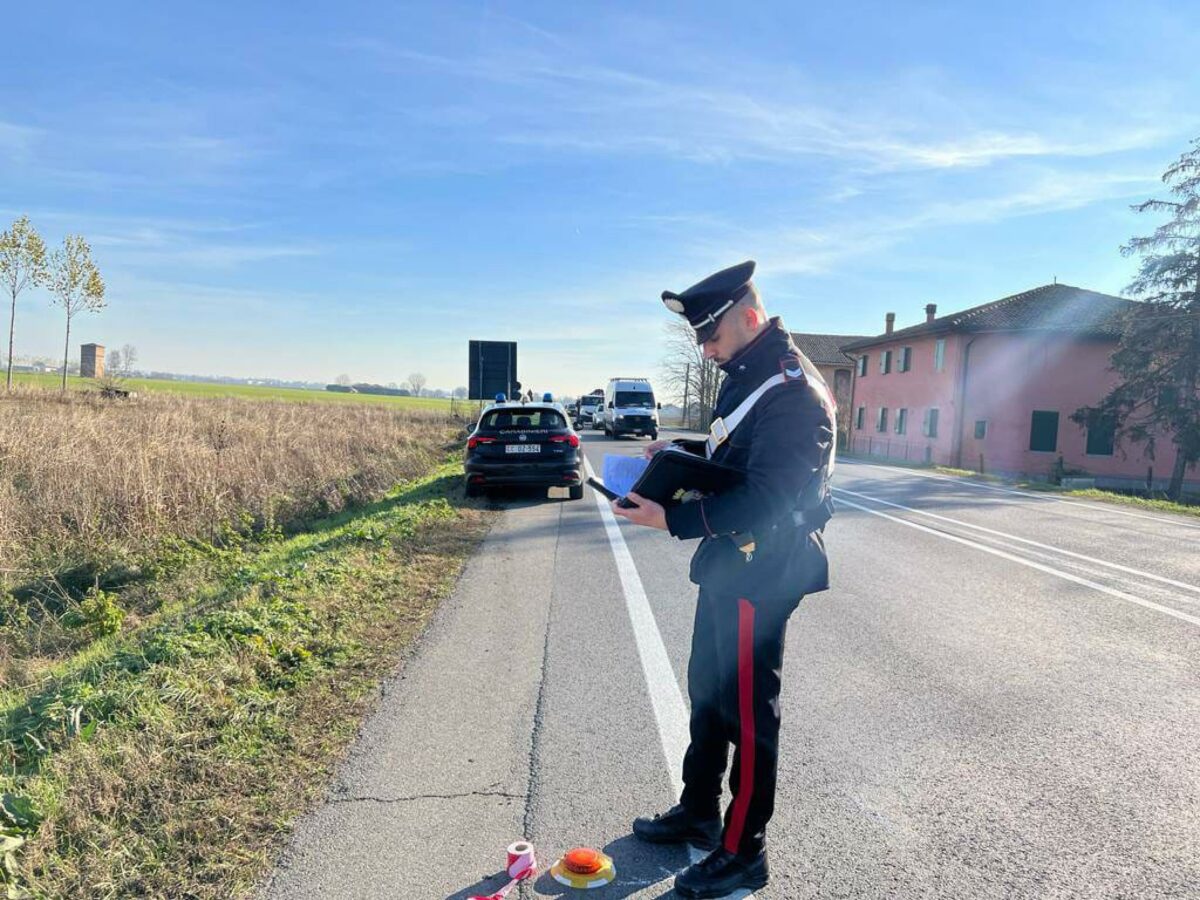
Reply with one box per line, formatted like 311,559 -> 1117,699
505,444 -> 541,454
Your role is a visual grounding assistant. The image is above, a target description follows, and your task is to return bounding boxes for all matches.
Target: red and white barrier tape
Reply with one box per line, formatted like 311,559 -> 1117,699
469,841 -> 537,900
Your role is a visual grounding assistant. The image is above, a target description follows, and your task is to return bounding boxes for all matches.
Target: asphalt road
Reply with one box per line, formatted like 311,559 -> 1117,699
263,429 -> 1200,900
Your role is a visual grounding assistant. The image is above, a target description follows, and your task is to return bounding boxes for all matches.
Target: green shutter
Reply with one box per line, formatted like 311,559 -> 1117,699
1029,410 -> 1059,452
1086,417 -> 1115,455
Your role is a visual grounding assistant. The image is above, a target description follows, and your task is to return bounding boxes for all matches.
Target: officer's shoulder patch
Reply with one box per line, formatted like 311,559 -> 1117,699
780,354 -> 808,383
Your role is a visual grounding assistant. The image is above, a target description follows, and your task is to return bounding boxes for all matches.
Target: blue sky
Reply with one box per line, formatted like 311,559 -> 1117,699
3,1 -> 1198,396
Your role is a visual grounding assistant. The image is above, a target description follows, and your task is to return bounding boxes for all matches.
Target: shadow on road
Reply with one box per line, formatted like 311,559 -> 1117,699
523,832 -> 686,898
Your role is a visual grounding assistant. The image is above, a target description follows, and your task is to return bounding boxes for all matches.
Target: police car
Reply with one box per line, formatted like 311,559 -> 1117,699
464,394 -> 584,500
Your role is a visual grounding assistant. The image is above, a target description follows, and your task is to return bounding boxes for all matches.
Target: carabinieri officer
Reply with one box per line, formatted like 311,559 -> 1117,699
612,260 -> 836,899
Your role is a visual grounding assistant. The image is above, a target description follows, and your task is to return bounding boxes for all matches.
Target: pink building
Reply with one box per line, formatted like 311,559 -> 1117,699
843,283 -> 1200,492
790,332 -> 871,448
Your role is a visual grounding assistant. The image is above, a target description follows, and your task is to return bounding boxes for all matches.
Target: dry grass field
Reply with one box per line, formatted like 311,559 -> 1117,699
1,386 -> 455,587
0,386 -> 490,897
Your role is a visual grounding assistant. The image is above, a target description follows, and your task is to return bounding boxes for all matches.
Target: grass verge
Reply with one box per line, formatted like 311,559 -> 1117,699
0,460 -> 491,898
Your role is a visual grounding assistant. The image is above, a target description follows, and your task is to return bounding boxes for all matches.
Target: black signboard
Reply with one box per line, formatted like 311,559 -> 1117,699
468,340 -> 518,400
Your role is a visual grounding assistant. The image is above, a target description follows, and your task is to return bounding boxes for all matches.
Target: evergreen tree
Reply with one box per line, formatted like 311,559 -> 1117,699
1074,138 -> 1200,499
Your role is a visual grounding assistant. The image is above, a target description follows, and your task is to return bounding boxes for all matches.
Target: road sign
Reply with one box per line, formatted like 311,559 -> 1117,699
469,340 -> 518,401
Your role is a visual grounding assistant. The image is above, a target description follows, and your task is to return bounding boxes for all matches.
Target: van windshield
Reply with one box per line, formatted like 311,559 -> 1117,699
615,391 -> 654,407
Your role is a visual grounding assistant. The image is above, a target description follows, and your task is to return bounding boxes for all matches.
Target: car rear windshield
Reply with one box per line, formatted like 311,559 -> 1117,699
615,391 -> 654,407
481,408 -> 564,429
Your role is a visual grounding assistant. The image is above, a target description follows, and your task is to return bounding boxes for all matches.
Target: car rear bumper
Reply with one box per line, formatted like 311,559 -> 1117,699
465,460 -> 582,487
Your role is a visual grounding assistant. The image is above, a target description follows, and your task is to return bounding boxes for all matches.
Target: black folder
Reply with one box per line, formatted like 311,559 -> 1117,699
591,447 -> 743,508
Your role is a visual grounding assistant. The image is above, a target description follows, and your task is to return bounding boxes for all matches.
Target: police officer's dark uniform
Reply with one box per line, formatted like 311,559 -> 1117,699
630,261 -> 835,899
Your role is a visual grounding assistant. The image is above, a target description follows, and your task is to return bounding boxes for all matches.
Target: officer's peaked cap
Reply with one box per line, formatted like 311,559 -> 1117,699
661,260 -> 756,344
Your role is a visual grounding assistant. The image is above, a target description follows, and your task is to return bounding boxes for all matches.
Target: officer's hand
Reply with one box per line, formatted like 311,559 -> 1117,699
644,440 -> 671,459
611,492 -> 667,530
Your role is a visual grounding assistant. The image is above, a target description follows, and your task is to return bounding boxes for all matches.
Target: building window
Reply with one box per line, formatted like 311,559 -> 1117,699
1086,416 -> 1116,456
923,408 -> 939,438
974,420 -> 987,440
857,355 -> 868,377
899,346 -> 912,372
895,408 -> 908,435
877,407 -> 888,433
1029,410 -> 1059,452
934,338 -> 946,372
880,350 -> 892,374
855,406 -> 865,430
834,369 -> 851,397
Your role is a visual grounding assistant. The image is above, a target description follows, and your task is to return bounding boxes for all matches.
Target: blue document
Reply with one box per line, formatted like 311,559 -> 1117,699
602,454 -> 649,498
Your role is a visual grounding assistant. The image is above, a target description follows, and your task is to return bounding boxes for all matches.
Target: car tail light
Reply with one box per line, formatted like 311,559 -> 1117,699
467,435 -> 496,450
550,434 -> 580,448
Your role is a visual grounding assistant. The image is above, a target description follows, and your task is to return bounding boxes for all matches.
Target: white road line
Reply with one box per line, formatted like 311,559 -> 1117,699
583,457 -> 752,895
835,495 -> 1200,628
841,459 -> 1200,531
583,457 -> 691,801
833,487 -> 1200,599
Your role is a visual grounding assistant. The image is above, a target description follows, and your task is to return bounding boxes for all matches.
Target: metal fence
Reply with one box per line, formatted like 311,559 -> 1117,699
848,435 -> 935,464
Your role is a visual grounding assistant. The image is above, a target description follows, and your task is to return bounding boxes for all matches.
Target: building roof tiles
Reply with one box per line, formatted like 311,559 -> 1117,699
842,283 -> 1137,352
790,332 -> 873,367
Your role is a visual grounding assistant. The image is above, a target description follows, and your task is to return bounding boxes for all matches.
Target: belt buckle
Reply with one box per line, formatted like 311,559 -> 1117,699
709,416 -> 729,448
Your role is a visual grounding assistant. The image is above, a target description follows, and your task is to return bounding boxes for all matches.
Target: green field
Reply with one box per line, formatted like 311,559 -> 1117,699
10,371 -> 460,409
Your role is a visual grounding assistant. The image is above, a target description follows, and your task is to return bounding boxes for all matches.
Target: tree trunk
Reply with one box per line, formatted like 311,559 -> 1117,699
1175,289 -> 1200,500
61,314 -> 71,392
6,289 -> 15,390
1167,446 -> 1187,501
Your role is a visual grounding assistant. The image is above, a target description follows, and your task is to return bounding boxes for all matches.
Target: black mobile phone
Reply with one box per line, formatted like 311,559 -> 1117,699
586,477 -> 619,501
586,477 -> 640,508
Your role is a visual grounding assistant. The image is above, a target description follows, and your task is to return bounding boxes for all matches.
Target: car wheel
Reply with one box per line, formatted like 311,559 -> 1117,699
649,431 -> 658,440
568,483 -> 583,500
464,481 -> 480,498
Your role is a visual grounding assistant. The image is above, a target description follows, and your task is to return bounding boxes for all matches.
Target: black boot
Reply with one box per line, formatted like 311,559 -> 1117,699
631,804 -> 722,850
674,847 -> 769,899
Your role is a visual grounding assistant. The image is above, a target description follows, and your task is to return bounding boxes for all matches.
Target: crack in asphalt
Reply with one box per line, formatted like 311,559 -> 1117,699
517,501 -> 563,897
331,789 -> 523,805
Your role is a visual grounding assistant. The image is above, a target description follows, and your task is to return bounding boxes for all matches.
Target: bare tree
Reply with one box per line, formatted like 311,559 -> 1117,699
659,316 -> 722,430
48,235 -> 105,391
453,385 -> 468,399
407,372 -> 427,397
0,215 -> 49,390
120,342 -> 137,374
335,373 -> 352,386
107,349 -> 122,374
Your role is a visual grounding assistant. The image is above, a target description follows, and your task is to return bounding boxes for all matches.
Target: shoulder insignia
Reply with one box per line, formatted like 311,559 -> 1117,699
780,354 -> 807,383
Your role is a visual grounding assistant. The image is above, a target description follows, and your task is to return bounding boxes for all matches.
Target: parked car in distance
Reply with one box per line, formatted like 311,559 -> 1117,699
600,377 -> 660,439
575,391 -> 605,429
464,401 -> 583,499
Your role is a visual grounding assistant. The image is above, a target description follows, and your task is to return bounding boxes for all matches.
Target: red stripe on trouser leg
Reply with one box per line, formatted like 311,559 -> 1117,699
724,598 -> 757,853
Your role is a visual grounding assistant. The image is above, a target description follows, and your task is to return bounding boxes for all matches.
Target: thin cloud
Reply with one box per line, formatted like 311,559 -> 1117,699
353,37 -> 1176,172
0,120 -> 41,161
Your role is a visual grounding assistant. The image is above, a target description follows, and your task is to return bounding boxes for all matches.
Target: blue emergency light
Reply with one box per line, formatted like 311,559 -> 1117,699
495,393 -> 507,403
542,392 -> 553,402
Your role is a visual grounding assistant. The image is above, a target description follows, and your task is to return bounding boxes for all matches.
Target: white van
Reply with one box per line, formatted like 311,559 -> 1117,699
601,378 -> 659,440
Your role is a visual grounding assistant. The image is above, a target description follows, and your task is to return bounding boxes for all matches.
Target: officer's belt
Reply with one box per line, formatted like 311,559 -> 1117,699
729,493 -> 834,559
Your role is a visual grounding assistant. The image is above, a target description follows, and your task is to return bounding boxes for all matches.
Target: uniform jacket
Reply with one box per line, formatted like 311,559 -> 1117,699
664,318 -> 834,597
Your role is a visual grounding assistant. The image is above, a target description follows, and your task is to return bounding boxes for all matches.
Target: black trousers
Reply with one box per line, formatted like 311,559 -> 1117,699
679,584 -> 801,856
